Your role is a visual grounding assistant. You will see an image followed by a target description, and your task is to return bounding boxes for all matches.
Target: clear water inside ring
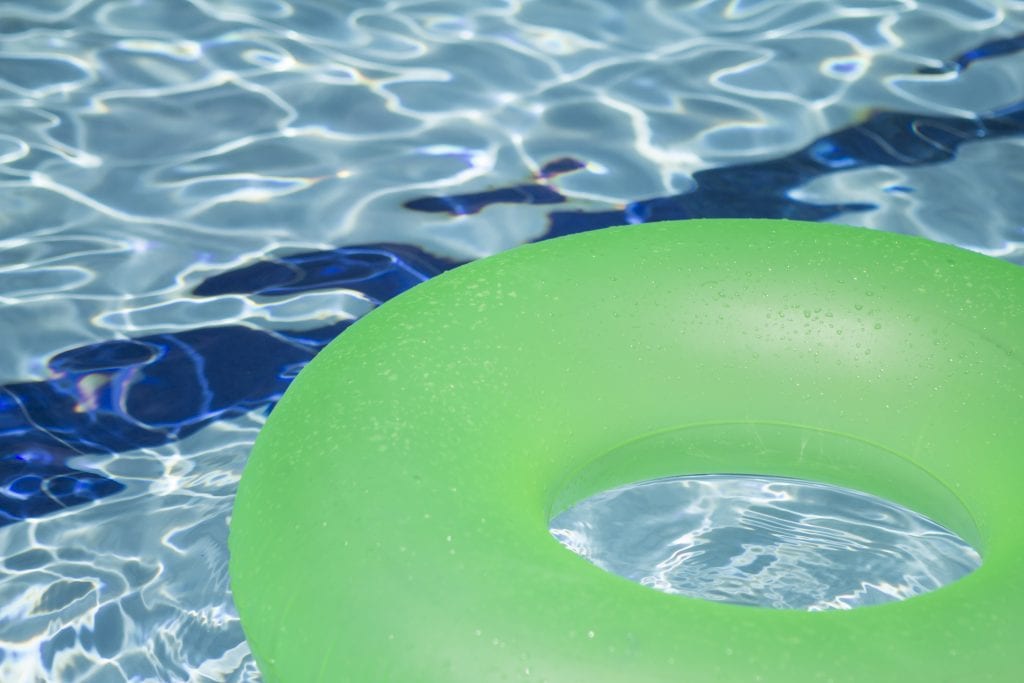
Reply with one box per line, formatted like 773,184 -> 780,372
549,473 -> 981,610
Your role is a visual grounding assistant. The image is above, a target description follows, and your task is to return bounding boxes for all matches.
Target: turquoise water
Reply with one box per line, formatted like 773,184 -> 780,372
0,0 -> 1022,680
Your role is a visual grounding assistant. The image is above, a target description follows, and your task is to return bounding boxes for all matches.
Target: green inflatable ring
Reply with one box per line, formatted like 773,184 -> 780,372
230,219 -> 1024,682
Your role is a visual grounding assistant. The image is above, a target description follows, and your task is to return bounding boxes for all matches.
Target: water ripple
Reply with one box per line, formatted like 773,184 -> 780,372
550,475 -> 982,611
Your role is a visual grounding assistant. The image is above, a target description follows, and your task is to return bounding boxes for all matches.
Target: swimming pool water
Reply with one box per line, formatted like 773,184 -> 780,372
550,475 -> 981,611
1,0 -> 1023,680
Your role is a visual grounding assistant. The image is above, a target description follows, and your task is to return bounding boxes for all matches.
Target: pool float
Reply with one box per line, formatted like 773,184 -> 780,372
229,218 -> 1024,682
